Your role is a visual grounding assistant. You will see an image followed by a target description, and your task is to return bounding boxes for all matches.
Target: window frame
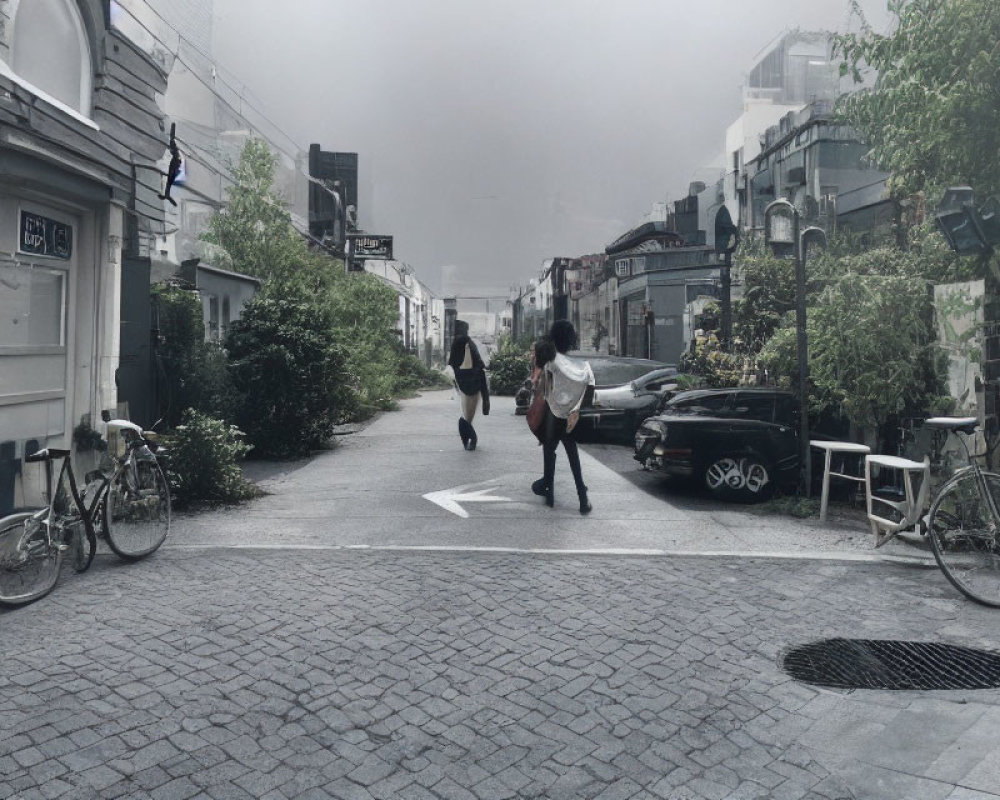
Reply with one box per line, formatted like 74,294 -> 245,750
0,257 -> 69,354
5,0 -> 96,125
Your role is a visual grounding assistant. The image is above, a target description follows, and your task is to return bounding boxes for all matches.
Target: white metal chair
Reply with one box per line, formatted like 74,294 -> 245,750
864,454 -> 931,548
811,441 -> 871,522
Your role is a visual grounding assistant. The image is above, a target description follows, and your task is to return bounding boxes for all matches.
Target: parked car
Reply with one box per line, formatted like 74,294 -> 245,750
574,357 -> 678,441
634,387 -> 802,502
514,355 -> 678,440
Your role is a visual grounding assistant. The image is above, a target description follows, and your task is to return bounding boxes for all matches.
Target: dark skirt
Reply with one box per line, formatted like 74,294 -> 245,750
455,368 -> 482,396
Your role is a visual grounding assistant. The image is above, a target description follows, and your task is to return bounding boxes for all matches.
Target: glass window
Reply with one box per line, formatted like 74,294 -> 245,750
11,0 -> 92,115
774,395 -> 795,423
733,393 -> 776,422
667,392 -> 731,414
818,142 -> 870,170
0,263 -> 66,347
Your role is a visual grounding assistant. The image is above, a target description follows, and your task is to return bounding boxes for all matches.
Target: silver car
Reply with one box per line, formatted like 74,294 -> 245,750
569,357 -> 678,442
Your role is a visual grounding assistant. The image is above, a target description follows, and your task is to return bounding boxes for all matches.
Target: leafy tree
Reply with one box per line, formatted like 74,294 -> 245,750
226,285 -> 354,458
202,137 -> 440,428
732,240 -> 796,358
678,330 -> 744,388
835,0 -> 1000,200
201,138 -> 317,283
327,270 -> 409,414
758,269 -> 948,449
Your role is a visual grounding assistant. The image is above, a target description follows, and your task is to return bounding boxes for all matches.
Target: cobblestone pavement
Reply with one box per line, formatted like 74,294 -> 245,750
3,548 -> 1000,800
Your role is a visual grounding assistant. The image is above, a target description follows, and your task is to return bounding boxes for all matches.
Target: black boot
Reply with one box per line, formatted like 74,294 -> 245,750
467,425 -> 477,451
578,486 -> 592,515
531,477 -> 548,497
458,418 -> 472,449
545,484 -> 554,507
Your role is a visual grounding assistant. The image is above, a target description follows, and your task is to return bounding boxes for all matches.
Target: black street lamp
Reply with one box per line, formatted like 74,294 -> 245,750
714,206 -> 739,349
764,199 -> 826,496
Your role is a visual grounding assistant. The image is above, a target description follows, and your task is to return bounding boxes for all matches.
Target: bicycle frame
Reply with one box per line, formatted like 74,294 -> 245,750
26,449 -> 98,573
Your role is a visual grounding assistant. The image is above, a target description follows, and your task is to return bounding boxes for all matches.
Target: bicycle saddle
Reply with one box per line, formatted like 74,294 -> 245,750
105,419 -> 143,435
925,416 -> 979,435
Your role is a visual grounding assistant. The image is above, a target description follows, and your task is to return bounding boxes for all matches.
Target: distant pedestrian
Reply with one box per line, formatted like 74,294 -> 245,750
448,319 -> 490,450
531,320 -> 594,513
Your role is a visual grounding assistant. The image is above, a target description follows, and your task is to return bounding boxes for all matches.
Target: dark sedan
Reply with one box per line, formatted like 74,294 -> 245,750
634,387 -> 800,501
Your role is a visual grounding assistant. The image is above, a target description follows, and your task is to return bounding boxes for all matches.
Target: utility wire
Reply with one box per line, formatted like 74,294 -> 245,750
111,0 -> 305,160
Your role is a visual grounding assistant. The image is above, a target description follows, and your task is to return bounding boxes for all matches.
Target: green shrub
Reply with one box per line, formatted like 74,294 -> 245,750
678,332 -> 743,388
392,347 -> 452,395
487,335 -> 531,395
226,288 -> 353,458
164,409 -> 256,507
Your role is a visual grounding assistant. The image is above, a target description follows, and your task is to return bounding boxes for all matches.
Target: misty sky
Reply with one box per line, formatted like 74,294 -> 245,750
212,0 -> 892,296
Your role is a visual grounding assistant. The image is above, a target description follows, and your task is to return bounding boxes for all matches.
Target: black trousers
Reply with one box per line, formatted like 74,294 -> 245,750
541,407 -> 585,493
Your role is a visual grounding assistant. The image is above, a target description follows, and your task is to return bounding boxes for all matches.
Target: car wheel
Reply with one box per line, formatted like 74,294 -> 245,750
704,455 -> 773,502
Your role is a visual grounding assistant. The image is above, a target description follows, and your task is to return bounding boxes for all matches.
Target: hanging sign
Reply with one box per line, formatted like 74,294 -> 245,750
19,211 -> 72,259
347,234 -> 393,260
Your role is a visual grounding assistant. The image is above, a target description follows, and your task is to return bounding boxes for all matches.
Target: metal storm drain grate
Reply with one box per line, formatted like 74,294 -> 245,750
781,638 -> 1000,690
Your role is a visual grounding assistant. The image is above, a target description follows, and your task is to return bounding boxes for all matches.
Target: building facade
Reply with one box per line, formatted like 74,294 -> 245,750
743,101 -> 893,238
724,29 -> 844,224
0,0 -> 167,513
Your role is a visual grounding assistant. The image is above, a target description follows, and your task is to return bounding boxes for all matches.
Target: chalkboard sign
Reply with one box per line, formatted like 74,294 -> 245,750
19,211 -> 72,260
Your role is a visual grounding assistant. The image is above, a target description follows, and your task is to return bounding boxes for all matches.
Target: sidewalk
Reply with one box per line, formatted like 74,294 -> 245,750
175,389 -> 927,565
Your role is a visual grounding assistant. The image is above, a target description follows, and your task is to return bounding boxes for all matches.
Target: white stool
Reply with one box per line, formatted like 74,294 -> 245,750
864,454 -> 931,548
810,441 -> 871,522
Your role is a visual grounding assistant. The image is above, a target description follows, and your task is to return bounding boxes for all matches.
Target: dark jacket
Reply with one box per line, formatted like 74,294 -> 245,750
448,335 -> 490,412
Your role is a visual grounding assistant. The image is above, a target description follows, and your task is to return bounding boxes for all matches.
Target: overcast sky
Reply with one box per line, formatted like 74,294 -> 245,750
212,0 -> 892,296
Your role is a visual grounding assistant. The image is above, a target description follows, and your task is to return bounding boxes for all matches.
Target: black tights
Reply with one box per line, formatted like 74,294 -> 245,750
542,408 -> 586,493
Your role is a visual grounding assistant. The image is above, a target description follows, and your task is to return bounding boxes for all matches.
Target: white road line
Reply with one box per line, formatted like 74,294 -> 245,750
160,543 -> 937,564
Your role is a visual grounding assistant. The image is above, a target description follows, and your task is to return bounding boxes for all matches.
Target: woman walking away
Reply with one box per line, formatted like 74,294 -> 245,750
533,320 -> 594,513
448,319 -> 490,450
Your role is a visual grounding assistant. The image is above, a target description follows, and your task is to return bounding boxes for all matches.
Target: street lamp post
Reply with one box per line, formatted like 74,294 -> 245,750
764,199 -> 810,496
714,206 -> 739,350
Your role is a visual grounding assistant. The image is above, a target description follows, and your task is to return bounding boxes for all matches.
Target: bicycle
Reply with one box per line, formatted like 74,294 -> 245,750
0,419 -> 170,607
922,416 -> 1000,607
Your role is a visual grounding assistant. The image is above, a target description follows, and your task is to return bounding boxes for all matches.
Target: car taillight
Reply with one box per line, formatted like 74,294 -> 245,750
663,448 -> 693,458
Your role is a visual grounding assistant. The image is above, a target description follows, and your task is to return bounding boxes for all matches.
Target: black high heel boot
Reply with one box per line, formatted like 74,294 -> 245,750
545,485 -> 554,508
531,477 -> 548,497
578,486 -> 592,515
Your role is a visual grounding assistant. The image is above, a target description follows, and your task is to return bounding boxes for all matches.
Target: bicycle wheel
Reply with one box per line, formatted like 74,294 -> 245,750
65,520 -> 95,573
102,458 -> 170,560
0,512 -> 63,606
927,470 -> 1000,607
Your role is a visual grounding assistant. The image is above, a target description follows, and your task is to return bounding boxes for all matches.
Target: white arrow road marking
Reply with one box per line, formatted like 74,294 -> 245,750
423,479 -> 513,518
